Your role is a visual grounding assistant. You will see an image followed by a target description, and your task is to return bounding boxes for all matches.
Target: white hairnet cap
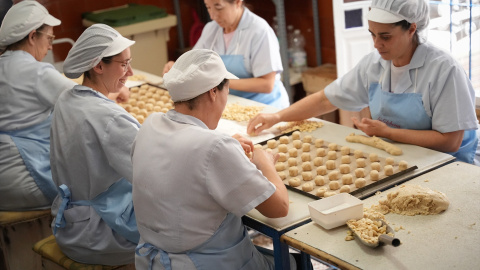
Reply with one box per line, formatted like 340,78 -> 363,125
63,24 -> 135,79
367,0 -> 430,32
164,49 -> 238,102
0,0 -> 61,50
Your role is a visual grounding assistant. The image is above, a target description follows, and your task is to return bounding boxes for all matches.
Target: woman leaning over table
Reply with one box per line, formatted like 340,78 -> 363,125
248,0 -> 480,165
49,24 -> 139,265
0,1 -> 76,211
164,0 -> 290,109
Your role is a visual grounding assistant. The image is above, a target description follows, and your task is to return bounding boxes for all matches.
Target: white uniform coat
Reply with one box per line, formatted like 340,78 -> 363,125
132,110 -> 276,269
0,50 -> 76,210
50,85 -> 139,265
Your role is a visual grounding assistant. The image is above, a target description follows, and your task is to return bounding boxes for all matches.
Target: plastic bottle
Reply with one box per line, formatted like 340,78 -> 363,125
290,29 -> 307,73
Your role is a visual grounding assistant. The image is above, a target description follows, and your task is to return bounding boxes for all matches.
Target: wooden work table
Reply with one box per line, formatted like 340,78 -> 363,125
281,162 -> 480,270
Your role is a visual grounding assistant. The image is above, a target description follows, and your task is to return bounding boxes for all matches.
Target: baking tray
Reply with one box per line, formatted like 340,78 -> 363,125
257,130 -> 417,200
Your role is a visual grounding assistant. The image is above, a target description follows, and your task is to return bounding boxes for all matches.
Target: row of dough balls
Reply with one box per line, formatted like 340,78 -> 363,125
278,163 -> 398,179
289,176 -> 365,197
119,84 -> 174,124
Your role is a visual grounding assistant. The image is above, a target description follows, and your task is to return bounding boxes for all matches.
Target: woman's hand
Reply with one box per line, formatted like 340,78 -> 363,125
232,134 -> 254,157
163,61 -> 175,75
247,112 -> 281,136
351,117 -> 391,138
108,86 -> 130,103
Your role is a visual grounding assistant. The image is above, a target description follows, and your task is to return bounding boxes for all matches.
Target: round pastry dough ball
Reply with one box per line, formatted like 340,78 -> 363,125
326,160 -> 336,170
385,157 -> 395,165
370,170 -> 380,181
301,162 -> 312,171
145,103 -> 154,111
339,164 -> 350,174
160,96 -> 170,103
288,177 -> 301,187
340,185 -> 351,193
292,131 -> 301,140
278,144 -> 288,153
293,140 -> 302,149
301,153 -> 311,162
316,166 -> 327,176
287,158 -> 297,166
302,171 -> 313,181
316,148 -> 327,157
355,178 -> 367,188
340,146 -> 350,155
275,163 -> 286,172
254,144 -> 263,150
131,107 -> 140,114
324,191 -> 337,197
128,98 -> 137,106
313,157 -> 323,166
329,181 -> 340,190
161,108 -> 169,113
278,172 -> 287,180
155,101 -> 165,107
316,188 -> 327,197
355,168 -> 366,178
139,88 -> 147,95
278,153 -> 287,162
145,92 -> 153,98
369,153 -> 379,162
342,174 -> 353,185
279,136 -> 290,144
138,109 -> 148,117
399,160 -> 408,171
289,166 -> 299,177
371,162 -> 381,172
302,182 -> 314,192
341,155 -> 351,164
356,158 -> 366,168
303,135 -> 313,143
354,149 -> 364,159
328,170 -> 340,180
327,151 -> 337,160
130,112 -> 137,118
314,175 -> 326,186
384,165 -> 394,176
314,139 -> 324,148
152,93 -> 161,101
288,148 -> 298,158
123,104 -> 132,112
130,87 -> 139,93
328,143 -> 337,151
153,106 -> 162,112
267,140 -> 277,149
136,115 -> 145,124
139,95 -> 148,102
137,101 -> 146,109
302,143 -> 311,152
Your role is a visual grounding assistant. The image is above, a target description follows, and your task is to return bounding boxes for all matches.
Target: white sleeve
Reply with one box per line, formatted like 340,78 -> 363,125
35,63 -> 77,107
206,137 -> 276,217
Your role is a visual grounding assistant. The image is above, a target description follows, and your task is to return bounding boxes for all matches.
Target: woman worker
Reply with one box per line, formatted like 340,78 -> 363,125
248,0 -> 480,165
163,0 -> 290,109
49,24 -> 140,265
132,49 -> 296,269
0,1 -> 77,210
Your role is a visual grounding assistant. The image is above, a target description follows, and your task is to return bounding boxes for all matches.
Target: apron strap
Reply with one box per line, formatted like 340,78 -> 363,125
136,243 -> 172,270
53,184 -> 71,234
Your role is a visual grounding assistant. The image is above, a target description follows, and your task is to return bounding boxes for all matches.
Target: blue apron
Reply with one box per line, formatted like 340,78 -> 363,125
212,29 -> 289,109
136,213 -> 273,270
369,69 -> 478,163
0,114 -> 57,201
53,178 -> 140,244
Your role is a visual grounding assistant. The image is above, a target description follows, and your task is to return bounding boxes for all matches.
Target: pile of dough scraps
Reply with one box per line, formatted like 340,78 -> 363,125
277,120 -> 324,133
371,184 -> 450,216
221,103 -> 264,122
345,207 -> 390,243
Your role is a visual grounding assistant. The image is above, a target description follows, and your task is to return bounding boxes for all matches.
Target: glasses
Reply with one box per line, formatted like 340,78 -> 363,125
37,31 -> 55,45
111,58 -> 133,72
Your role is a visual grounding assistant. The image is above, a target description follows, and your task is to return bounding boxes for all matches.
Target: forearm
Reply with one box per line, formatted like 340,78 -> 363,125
228,73 -> 276,93
277,90 -> 337,122
386,128 -> 464,153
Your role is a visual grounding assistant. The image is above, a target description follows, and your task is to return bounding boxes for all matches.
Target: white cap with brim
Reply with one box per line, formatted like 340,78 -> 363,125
63,24 -> 135,79
164,49 -> 238,102
0,0 -> 61,50
367,7 -> 404,24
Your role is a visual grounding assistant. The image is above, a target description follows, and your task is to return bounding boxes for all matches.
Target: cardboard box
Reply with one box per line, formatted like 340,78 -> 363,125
301,63 -> 337,95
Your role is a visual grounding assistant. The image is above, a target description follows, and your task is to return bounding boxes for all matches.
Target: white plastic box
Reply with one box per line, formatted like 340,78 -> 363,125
308,193 -> 363,229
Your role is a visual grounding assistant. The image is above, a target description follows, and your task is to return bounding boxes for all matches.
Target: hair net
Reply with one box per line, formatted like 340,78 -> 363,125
63,24 -> 135,79
0,0 -> 61,50
368,0 -> 430,41
163,49 -> 238,102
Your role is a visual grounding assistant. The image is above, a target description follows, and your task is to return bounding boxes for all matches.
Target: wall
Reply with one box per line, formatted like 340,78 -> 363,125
34,0 -> 336,68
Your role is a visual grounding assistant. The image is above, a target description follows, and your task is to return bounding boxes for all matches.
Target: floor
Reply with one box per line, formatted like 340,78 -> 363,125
251,232 -> 334,270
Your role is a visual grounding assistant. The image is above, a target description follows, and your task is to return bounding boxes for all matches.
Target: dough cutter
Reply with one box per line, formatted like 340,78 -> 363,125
348,219 -> 401,248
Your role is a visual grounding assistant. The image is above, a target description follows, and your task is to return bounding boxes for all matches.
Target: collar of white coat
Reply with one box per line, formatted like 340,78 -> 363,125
73,84 -> 115,102
377,42 -> 428,71
166,109 -> 209,129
